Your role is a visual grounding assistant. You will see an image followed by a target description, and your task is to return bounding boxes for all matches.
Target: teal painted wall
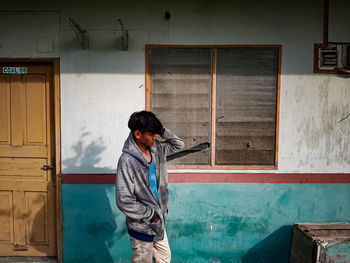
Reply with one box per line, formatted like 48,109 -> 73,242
326,242 -> 350,263
62,183 -> 350,263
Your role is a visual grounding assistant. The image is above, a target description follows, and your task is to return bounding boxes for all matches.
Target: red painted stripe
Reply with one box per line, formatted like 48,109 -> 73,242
168,173 -> 350,183
62,174 -> 116,184
62,173 -> 350,184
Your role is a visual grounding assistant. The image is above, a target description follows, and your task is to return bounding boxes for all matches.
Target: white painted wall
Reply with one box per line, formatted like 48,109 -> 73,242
1,0 -> 349,173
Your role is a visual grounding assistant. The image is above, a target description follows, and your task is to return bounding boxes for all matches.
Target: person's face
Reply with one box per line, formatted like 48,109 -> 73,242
134,130 -> 156,147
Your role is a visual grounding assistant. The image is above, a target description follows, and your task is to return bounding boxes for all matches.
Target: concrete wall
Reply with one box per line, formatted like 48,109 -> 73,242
1,0 -> 350,262
62,183 -> 350,262
1,0 -> 349,173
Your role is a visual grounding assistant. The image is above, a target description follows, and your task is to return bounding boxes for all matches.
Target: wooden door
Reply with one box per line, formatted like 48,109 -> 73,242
0,63 -> 56,256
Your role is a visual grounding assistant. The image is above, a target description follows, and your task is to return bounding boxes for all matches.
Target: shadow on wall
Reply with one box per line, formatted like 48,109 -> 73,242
242,225 -> 293,263
62,184 -> 123,263
63,130 -> 115,174
61,131 -> 127,262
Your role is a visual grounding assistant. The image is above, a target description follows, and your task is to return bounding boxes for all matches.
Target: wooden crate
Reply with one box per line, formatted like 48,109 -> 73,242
290,223 -> 350,263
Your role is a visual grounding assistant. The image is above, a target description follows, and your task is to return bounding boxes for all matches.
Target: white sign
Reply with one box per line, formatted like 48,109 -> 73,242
2,67 -> 27,74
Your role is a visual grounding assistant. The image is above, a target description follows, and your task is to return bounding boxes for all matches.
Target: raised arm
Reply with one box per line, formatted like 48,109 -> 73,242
152,128 -> 185,155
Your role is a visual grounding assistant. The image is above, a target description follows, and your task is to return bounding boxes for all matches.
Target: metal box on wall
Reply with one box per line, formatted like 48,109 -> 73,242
290,223 -> 350,263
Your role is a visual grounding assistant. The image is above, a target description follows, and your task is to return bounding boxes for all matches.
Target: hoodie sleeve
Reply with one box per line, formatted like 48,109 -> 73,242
115,158 -> 155,222
153,128 -> 185,155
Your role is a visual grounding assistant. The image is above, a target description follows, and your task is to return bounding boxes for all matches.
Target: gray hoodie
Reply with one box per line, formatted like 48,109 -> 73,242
116,128 -> 185,241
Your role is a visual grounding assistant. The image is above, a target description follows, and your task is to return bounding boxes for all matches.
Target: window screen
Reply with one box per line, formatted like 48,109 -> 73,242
149,48 -> 212,165
148,46 -> 280,167
215,48 -> 278,165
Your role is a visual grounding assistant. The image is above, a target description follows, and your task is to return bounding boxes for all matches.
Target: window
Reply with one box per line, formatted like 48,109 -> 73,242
146,45 -> 281,169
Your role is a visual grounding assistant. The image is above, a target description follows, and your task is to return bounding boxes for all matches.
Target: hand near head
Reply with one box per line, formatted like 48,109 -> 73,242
128,110 -> 164,135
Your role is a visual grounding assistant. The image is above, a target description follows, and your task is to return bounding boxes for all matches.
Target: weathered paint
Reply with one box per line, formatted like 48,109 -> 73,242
1,0 -> 349,173
61,173 -> 350,184
1,0 -> 350,262
62,183 -> 350,263
326,242 -> 350,263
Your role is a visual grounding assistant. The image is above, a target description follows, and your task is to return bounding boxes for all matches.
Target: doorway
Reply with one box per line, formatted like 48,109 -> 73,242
0,60 -> 61,259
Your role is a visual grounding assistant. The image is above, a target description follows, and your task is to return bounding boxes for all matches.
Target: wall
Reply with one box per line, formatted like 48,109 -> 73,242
62,183 -> 350,262
1,0 -> 349,173
1,0 -> 350,262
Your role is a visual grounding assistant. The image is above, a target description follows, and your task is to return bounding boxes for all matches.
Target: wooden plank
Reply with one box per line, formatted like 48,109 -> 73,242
0,191 -> 13,242
168,165 -> 277,170
211,48 -> 216,166
150,79 -> 210,94
154,109 -> 210,123
150,93 -> 211,108
0,145 -> 47,157
216,136 -> 275,150
290,225 -> 314,263
0,244 -> 55,256
274,46 -> 282,169
169,149 -> 210,166
53,58 -> 63,262
0,75 -> 11,144
216,122 -> 275,136
0,181 -> 49,191
149,48 -> 211,65
296,222 -> 350,230
215,150 -> 275,165
0,158 -> 47,179
215,110 -> 276,122
161,122 -> 210,137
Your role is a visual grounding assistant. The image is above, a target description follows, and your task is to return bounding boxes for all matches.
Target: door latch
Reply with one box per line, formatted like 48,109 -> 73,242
41,165 -> 54,170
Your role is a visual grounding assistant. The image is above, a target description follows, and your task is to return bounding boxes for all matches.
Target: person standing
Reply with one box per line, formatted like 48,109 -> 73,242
116,111 -> 185,263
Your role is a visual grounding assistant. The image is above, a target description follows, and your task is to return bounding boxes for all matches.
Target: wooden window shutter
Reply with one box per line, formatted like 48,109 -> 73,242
149,48 -> 212,165
215,48 -> 279,165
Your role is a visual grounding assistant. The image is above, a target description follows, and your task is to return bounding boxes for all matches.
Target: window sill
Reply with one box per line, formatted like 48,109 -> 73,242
168,165 -> 278,170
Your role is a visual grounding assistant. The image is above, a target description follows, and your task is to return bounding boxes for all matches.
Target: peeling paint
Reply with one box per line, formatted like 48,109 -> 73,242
320,241 -> 350,263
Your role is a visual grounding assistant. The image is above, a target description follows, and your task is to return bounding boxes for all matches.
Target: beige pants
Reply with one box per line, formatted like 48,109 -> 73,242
129,230 -> 171,263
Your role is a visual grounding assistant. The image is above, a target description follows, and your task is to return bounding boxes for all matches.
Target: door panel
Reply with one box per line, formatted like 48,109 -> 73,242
24,75 -> 46,145
26,192 -> 48,245
0,75 -> 10,144
10,75 -> 25,146
0,63 -> 56,257
0,158 -> 47,179
0,191 -> 13,243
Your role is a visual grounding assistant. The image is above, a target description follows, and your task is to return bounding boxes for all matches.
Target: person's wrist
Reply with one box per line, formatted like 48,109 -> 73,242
151,211 -> 159,222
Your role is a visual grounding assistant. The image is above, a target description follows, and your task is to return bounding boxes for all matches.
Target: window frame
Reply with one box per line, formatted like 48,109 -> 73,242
146,44 -> 282,170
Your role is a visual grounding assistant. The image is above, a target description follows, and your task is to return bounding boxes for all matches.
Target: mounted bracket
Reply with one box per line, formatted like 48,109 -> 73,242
67,17 -> 89,50
117,18 -> 128,51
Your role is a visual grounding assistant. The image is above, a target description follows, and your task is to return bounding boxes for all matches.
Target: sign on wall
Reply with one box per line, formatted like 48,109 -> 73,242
2,67 -> 28,74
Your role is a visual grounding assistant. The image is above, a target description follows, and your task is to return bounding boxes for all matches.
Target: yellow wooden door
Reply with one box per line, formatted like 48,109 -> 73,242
0,63 -> 56,256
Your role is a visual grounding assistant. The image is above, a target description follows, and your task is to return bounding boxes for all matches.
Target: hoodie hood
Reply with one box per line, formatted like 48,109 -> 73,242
122,132 -> 149,167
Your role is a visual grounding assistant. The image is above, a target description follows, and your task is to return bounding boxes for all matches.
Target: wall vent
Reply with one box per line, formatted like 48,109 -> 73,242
314,43 -> 350,74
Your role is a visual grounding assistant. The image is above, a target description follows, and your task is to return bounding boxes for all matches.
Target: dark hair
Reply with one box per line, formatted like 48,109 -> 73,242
128,111 -> 163,134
